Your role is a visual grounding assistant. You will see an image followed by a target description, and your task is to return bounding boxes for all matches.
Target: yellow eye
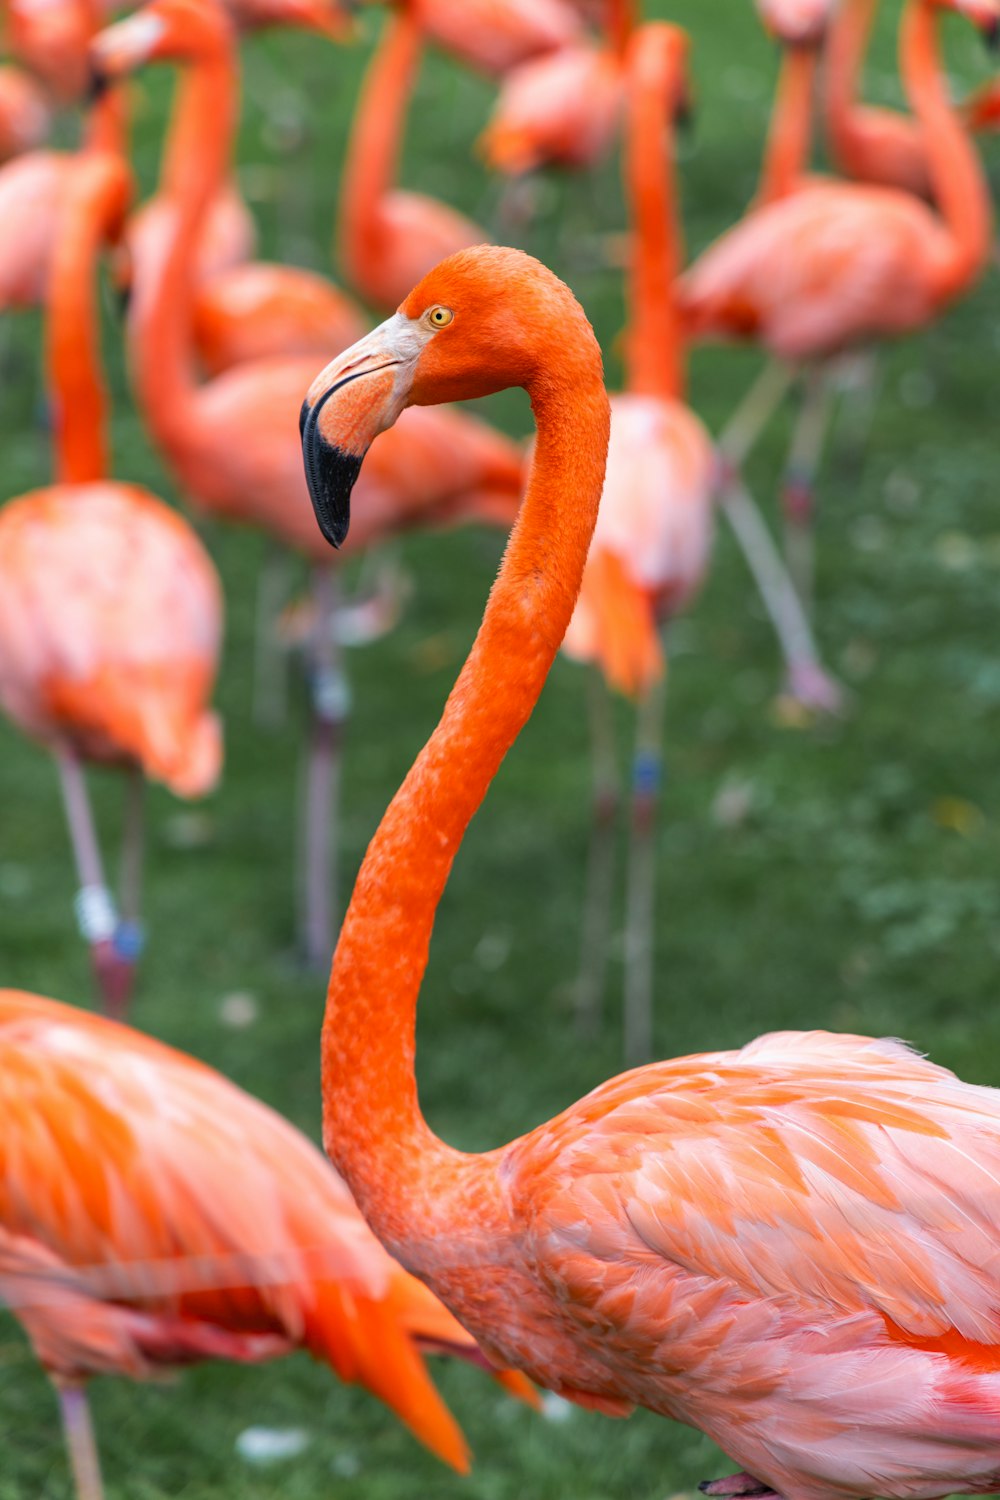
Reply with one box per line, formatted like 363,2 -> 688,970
427,306 -> 453,327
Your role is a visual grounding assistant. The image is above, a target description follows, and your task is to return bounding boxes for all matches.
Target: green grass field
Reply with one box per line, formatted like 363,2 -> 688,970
4,1 -> 1000,1494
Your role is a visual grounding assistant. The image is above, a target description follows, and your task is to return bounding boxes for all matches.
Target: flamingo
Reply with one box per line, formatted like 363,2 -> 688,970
478,0 -> 631,182
0,989 -> 534,1500
558,25 -> 715,1064
375,0 -> 583,77
5,0 -> 96,102
678,0 -> 995,615
753,0 -> 836,206
302,241 -> 1000,1500
0,114 -> 221,1019
91,0 -> 525,970
0,64 -> 50,161
338,0 -> 486,315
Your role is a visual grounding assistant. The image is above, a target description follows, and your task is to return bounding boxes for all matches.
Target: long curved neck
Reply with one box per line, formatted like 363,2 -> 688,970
47,154 -> 126,485
825,0 -> 877,155
321,358 -> 610,1252
757,43 -> 817,204
623,37 -> 684,400
607,0 -> 634,57
129,45 -> 235,441
339,5 -> 419,271
901,0 -> 991,291
83,87 -> 126,156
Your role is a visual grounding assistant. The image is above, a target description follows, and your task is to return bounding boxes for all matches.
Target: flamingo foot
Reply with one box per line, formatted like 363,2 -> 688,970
785,659 -> 846,715
699,1472 -> 780,1499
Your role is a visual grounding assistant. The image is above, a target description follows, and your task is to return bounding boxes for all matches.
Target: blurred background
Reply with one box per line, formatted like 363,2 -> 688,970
3,0 -> 1000,1493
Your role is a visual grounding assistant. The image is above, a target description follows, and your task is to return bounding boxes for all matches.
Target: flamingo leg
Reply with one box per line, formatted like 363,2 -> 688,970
110,766 -> 145,1021
493,172 -> 542,237
781,367 -> 833,616
55,749 -> 130,1015
252,542 -> 294,730
717,358 -> 794,473
623,666 -> 667,1070
717,473 -> 843,714
575,669 -> 621,1040
56,1384 -> 104,1500
300,567 -> 348,971
830,347 -> 881,477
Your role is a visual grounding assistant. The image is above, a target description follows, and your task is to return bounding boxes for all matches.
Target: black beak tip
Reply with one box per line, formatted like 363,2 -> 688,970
301,400 -> 363,551
86,62 -> 111,104
985,18 -> 1000,52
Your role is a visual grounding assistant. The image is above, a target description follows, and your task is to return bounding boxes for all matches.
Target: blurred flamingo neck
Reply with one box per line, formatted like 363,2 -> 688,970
130,46 -> 235,440
48,157 -> 124,484
825,0 -> 876,149
902,0 -> 991,291
608,0 -> 634,57
340,6 -> 419,272
624,34 -> 685,401
83,88 -> 126,156
321,351 -> 610,1254
757,43 -> 816,204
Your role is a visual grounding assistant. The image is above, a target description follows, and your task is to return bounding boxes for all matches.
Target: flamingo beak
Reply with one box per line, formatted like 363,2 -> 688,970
89,12 -> 167,82
299,317 -> 417,548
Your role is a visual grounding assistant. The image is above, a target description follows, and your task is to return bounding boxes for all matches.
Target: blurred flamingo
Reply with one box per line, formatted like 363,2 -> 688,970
560,25 -> 714,1063
5,0 -> 95,102
92,0 -> 524,969
0,113 -> 221,1018
679,0 -> 994,615
479,0 -> 631,182
0,989 -> 533,1500
381,0 -> 582,76
753,0 -> 836,205
0,65 -> 50,161
338,0 -> 486,314
300,242 -> 1000,1500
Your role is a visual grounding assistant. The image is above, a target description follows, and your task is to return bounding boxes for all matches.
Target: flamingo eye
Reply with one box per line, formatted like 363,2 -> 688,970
427,306 -> 454,328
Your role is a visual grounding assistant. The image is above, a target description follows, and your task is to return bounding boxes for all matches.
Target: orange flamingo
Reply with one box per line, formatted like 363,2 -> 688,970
303,242 -> 1000,1500
679,0 -> 995,613
559,26 -> 714,1062
5,0 -> 96,102
0,118 -> 221,1018
0,64 -> 50,160
479,0 -> 631,180
0,989 -> 532,1500
753,0 -> 835,206
92,0 -> 524,969
338,0 -> 486,314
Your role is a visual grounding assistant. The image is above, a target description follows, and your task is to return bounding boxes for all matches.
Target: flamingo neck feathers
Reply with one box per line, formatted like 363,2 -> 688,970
129,36 -> 235,442
607,0 -> 634,58
82,87 -> 126,156
757,43 -> 816,205
321,316 -> 610,1263
903,0 -> 990,293
824,0 -> 876,160
339,5 -> 419,275
623,29 -> 685,402
47,153 -> 126,485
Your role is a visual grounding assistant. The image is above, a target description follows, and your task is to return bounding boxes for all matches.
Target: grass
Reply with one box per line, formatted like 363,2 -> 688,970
3,1 -> 1000,1495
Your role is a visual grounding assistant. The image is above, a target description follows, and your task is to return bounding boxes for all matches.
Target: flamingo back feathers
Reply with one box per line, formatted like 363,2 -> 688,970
0,991 -> 488,1468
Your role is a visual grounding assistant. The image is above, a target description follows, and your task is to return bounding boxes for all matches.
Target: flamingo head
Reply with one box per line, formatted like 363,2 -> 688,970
90,0 -> 233,81
300,244 -> 600,547
222,0 -> 355,41
626,23 -> 694,127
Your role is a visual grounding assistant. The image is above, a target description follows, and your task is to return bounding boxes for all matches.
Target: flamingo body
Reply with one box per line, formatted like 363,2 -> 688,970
828,105 -> 932,199
347,189 -> 485,314
0,151 -> 70,308
192,261 -> 366,375
0,988 -> 490,1471
0,484 -> 222,796
481,43 -> 623,174
409,0 -> 582,75
680,182 -> 965,360
562,395 -> 714,695
127,182 -> 257,292
0,67 -> 51,161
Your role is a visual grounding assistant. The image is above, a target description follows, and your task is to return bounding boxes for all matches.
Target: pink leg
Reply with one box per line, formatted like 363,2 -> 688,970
624,668 -> 667,1069
780,368 -> 833,618
575,670 -> 620,1039
700,1474 -> 781,1499
56,1383 -> 104,1500
300,568 -> 348,971
54,749 -> 132,1016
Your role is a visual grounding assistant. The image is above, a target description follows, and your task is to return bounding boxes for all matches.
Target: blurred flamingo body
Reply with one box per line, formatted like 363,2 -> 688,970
0,989 -> 520,1499
95,0 -> 523,967
339,1 -> 486,313
302,242 -> 1000,1500
403,0 -> 582,76
0,66 -> 50,161
480,0 -> 631,177
0,131 -> 221,1016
